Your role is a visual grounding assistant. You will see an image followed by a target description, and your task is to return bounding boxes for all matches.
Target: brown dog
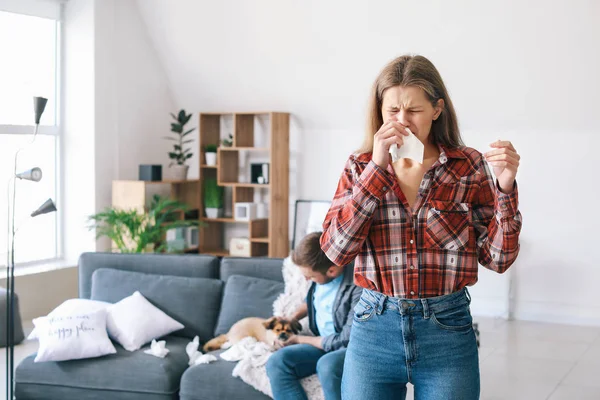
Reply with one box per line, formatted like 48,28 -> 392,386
203,316 -> 301,353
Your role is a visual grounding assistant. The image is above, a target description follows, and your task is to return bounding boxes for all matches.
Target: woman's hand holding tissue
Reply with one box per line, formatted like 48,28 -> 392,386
372,120 -> 410,169
484,140 -> 520,193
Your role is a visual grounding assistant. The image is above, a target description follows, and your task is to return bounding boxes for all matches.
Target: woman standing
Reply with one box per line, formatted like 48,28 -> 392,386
320,55 -> 522,400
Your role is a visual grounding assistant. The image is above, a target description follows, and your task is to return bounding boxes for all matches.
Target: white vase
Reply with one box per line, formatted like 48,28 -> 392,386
170,165 -> 189,181
205,152 -> 217,166
205,208 -> 222,218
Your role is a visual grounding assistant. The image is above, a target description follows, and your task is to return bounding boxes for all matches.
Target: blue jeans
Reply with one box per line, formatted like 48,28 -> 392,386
266,344 -> 346,400
342,288 -> 480,400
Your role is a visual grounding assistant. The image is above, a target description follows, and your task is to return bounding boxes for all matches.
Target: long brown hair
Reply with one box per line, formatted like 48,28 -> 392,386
358,55 -> 463,153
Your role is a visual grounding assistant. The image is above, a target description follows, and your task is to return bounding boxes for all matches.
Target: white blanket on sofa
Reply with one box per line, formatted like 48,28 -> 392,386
220,257 -> 325,400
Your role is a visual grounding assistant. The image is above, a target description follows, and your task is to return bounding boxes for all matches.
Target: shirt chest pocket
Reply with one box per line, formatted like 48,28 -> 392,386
424,200 -> 472,252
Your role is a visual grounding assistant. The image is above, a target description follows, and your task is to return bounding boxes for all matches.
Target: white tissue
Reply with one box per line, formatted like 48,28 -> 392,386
144,339 -> 169,358
185,336 -> 205,366
389,127 -> 425,164
193,354 -> 218,365
185,336 -> 218,366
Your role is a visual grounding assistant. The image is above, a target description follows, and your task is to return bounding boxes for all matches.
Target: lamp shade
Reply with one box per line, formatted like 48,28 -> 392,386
30,198 -> 56,217
16,167 -> 42,182
33,97 -> 48,125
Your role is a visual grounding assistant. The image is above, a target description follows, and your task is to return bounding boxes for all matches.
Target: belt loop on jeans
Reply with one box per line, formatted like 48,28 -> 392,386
464,287 -> 472,304
421,299 -> 430,319
375,293 -> 387,315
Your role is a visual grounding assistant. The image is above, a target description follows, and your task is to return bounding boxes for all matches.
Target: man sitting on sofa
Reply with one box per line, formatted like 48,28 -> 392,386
266,231 -> 361,400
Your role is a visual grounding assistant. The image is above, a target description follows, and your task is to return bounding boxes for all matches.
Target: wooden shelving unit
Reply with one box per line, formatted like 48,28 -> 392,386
198,112 -> 289,258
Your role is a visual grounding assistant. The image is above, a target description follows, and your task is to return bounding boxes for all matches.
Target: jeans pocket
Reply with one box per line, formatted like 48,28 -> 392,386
431,303 -> 473,332
353,298 -> 376,322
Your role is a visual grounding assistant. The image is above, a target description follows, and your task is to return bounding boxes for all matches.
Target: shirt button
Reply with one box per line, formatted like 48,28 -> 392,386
382,186 -> 388,191
410,291 -> 415,295
410,239 -> 414,244
410,265 -> 415,270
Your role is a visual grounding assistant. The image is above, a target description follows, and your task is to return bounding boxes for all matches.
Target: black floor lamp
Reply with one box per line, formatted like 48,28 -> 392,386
5,97 -> 57,399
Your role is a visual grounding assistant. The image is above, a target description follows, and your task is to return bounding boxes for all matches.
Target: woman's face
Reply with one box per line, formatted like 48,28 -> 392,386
381,85 -> 443,144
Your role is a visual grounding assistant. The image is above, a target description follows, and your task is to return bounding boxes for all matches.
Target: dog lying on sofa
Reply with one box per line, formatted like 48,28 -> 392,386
203,316 -> 302,353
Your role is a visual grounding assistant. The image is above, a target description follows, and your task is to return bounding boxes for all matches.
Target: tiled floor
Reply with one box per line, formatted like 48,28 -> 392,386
2,318 -> 600,399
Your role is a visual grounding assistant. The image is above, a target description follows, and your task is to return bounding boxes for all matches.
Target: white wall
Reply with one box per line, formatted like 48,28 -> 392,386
132,0 -> 600,325
62,0 -> 177,258
0,267 -> 78,321
62,0 -> 97,262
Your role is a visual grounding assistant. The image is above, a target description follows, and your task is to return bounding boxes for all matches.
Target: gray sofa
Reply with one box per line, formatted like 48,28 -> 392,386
15,252 -> 289,400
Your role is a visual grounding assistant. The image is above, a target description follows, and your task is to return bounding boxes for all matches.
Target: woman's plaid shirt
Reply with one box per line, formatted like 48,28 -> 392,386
320,145 -> 522,299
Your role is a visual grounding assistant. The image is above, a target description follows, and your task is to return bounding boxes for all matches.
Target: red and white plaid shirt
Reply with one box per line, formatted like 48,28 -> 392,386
321,145 -> 522,299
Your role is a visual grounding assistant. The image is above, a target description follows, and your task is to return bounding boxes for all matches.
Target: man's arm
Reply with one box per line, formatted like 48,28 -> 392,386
291,302 -> 308,321
284,335 -> 323,350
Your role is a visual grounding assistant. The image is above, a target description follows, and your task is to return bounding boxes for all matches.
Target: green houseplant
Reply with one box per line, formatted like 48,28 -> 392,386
88,195 -> 200,253
166,109 -> 195,180
204,144 -> 218,166
221,133 -> 233,147
204,178 -> 224,218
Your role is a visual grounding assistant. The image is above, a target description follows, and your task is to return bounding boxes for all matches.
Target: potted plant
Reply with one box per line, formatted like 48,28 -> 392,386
166,109 -> 195,180
204,177 -> 224,218
221,133 -> 233,147
88,195 -> 201,253
204,144 -> 218,166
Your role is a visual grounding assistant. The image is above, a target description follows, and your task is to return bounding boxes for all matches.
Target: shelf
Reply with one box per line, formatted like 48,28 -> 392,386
202,217 -> 243,223
200,112 -> 281,116
135,179 -> 200,185
199,111 -> 289,258
219,183 -> 270,188
201,248 -> 230,257
219,147 -> 269,152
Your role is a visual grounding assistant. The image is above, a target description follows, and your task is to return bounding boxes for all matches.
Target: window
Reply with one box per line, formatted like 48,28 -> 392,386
0,7 -> 61,266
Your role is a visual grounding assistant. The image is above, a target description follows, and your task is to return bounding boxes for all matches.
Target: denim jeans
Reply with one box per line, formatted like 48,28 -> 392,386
266,344 -> 346,400
342,288 -> 480,400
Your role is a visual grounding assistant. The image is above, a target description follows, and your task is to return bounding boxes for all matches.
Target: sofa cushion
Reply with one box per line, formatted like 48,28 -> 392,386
220,257 -> 284,283
16,335 -> 190,400
91,268 -> 222,342
214,275 -> 284,336
79,252 -> 220,300
180,349 -> 271,400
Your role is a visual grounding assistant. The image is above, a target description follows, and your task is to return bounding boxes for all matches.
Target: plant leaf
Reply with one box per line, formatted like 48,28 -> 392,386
171,123 -> 183,134
182,128 -> 195,137
170,113 -> 178,121
163,136 -> 178,141
178,110 -> 186,122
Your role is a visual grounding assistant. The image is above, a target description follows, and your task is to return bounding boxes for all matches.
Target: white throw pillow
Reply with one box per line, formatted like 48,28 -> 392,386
106,291 -> 184,351
28,298 -> 111,340
34,308 -> 117,362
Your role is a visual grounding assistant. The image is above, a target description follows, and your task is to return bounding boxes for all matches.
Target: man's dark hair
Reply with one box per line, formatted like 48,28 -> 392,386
291,231 -> 333,274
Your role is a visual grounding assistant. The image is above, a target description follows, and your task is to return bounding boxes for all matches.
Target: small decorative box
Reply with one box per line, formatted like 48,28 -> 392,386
230,237 -> 251,257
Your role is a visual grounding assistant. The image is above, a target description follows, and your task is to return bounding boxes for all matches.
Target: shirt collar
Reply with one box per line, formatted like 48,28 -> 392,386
438,144 -> 466,164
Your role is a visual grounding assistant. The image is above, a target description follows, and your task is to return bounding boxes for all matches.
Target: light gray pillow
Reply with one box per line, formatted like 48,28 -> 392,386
91,268 -> 222,343
214,275 -> 284,336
